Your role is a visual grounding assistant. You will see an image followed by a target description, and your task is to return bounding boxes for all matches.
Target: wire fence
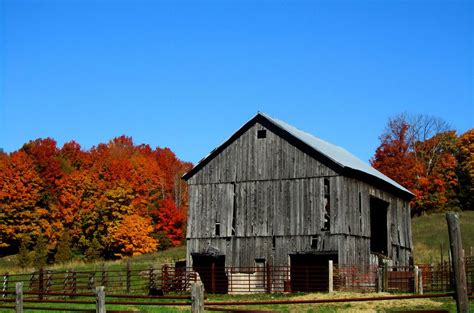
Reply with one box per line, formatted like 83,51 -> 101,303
1,264 -> 164,298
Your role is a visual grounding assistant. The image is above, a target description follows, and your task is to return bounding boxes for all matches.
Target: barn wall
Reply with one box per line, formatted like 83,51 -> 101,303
340,177 -> 412,265
186,122 -> 413,268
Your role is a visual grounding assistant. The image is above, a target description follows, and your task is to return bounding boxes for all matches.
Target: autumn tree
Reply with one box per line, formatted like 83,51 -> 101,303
151,198 -> 186,247
457,129 -> 474,210
372,114 -> 460,215
0,151 -> 43,249
0,135 -> 191,260
111,214 -> 157,257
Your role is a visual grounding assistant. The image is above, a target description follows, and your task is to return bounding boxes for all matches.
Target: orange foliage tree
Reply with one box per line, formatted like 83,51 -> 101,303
0,136 -> 192,260
110,214 -> 157,257
372,114 -> 460,215
457,129 -> 474,210
0,151 -> 43,248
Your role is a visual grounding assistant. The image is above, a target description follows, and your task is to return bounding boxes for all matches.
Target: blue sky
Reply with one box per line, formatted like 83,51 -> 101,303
1,0 -> 472,165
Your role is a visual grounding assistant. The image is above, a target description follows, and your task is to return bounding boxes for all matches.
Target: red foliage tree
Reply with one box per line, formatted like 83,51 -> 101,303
151,198 -> 186,247
372,115 -> 459,215
1,135 -> 191,259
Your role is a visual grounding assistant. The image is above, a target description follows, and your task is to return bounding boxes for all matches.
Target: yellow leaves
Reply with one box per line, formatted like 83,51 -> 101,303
111,214 -> 157,258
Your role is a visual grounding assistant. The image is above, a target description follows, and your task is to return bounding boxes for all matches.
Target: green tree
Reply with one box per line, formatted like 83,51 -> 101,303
85,237 -> 103,261
33,235 -> 49,269
54,231 -> 73,264
17,236 -> 32,269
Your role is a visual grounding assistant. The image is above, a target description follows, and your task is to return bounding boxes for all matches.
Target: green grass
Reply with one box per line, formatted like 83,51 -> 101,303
0,245 -> 186,274
412,211 -> 474,264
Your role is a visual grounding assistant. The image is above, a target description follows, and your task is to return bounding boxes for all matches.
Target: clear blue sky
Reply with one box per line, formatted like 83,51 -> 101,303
1,0 -> 472,165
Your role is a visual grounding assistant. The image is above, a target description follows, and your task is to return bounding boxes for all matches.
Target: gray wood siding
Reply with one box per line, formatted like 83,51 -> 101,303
187,123 -> 337,185
186,121 -> 413,268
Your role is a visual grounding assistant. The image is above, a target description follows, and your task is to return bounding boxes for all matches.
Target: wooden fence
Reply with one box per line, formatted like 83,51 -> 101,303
1,282 -> 468,313
1,257 -> 472,297
1,263 -> 164,297
0,282 -> 194,313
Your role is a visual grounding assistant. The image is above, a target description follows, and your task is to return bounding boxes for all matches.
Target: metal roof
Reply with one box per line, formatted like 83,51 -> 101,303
260,112 -> 413,196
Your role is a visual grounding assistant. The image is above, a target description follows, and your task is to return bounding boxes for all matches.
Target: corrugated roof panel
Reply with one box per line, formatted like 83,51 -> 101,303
261,112 -> 413,195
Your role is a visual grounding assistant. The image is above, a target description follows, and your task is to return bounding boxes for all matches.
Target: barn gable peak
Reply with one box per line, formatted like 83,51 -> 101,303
183,112 -> 413,199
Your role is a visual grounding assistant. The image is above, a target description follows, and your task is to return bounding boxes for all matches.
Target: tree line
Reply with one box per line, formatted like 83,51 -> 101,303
371,113 -> 473,216
0,136 -> 192,266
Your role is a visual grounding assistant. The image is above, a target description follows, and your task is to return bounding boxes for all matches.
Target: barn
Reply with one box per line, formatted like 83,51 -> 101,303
182,112 -> 414,293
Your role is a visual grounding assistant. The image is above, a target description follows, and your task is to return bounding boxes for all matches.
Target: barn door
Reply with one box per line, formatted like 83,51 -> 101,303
290,253 -> 337,292
192,254 -> 228,294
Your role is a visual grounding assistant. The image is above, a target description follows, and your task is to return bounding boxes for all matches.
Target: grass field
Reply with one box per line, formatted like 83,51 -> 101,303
0,246 -> 187,274
412,211 -> 474,264
0,292 -> 471,312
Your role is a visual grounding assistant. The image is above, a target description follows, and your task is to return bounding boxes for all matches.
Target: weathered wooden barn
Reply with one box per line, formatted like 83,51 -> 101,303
183,112 -> 414,292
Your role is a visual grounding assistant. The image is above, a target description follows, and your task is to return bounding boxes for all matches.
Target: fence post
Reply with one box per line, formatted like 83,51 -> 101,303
376,267 -> 383,293
29,272 -> 33,291
46,270 -> 52,294
126,260 -> 131,293
382,262 -> 388,292
15,282 -> 23,313
446,212 -> 469,313
38,267 -> 44,300
191,281 -> 204,313
266,264 -> 272,293
88,273 -> 95,291
101,264 -> 107,287
328,260 -> 333,293
71,270 -> 77,297
64,270 -> 69,294
148,266 -> 156,294
162,264 -> 168,293
95,286 -> 106,313
2,272 -> 8,299
414,266 -> 419,294
418,269 -> 423,295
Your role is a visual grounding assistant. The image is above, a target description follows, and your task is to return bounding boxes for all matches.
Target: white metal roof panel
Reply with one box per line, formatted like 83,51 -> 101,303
260,112 -> 413,195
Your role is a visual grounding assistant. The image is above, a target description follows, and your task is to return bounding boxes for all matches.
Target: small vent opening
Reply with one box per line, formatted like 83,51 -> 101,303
215,223 -> 220,236
257,129 -> 267,139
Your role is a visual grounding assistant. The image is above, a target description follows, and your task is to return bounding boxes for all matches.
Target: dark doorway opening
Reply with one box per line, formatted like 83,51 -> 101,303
192,254 -> 228,294
290,253 -> 338,292
370,197 -> 389,256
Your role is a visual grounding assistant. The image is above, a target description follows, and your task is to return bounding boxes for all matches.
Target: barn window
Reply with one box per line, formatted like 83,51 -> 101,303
311,236 -> 318,249
272,236 -> 276,249
215,223 -> 221,236
322,178 -> 330,231
257,129 -> 267,139
370,197 -> 389,255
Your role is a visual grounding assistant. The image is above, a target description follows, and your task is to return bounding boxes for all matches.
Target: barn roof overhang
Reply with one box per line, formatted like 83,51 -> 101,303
182,112 -> 414,201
